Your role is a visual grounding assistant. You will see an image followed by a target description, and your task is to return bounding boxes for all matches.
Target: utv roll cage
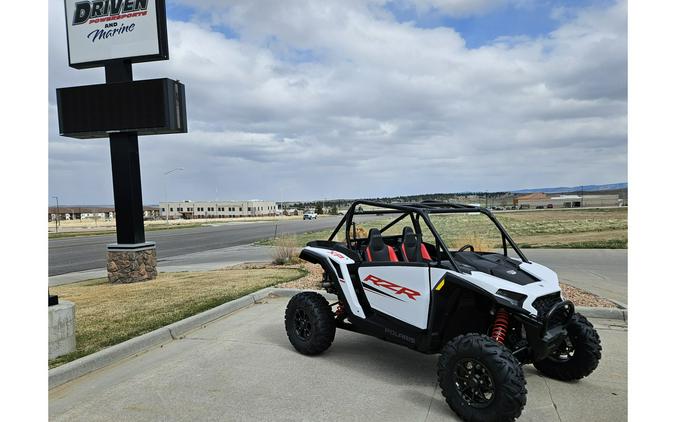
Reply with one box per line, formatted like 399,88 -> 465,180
327,200 -> 530,273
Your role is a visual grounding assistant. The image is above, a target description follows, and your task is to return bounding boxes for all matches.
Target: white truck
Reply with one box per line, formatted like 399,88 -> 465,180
303,211 -> 318,220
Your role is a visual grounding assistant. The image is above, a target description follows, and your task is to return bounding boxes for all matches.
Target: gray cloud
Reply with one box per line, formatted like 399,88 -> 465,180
48,0 -> 626,204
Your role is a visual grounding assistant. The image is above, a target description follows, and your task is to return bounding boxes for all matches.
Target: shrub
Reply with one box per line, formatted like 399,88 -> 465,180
273,234 -> 300,265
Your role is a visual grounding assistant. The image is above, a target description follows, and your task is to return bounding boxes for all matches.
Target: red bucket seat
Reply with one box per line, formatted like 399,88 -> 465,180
401,227 -> 431,262
364,228 -> 398,262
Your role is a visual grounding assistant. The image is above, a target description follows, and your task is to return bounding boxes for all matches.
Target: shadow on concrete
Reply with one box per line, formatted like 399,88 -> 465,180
256,317 -> 438,387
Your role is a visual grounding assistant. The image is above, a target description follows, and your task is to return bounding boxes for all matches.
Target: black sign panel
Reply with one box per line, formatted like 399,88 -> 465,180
56,78 -> 187,139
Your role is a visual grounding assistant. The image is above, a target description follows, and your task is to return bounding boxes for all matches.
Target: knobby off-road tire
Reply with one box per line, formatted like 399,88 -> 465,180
533,313 -> 602,381
438,334 -> 527,422
285,292 -> 336,355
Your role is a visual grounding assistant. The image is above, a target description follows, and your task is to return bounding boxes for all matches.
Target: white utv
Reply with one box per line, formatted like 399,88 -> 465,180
284,200 -> 601,422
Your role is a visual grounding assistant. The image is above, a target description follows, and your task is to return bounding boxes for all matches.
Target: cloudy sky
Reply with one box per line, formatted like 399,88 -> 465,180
48,0 -> 626,205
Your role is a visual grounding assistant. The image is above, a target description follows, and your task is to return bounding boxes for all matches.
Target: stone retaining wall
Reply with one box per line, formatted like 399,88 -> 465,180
107,248 -> 157,283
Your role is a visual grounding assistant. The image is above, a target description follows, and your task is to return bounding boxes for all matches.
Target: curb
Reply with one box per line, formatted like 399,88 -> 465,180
608,299 -> 628,310
576,306 -> 628,322
49,287 -> 626,389
49,289 -> 266,389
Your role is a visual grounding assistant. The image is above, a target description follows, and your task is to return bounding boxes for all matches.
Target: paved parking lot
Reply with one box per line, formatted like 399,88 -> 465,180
525,249 -> 627,305
50,297 -> 627,422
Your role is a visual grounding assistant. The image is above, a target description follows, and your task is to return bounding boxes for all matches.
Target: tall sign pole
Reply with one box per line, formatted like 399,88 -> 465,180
57,0 -> 187,283
106,61 -> 146,245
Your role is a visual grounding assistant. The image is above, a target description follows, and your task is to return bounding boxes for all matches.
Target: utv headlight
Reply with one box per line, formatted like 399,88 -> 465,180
496,289 -> 527,307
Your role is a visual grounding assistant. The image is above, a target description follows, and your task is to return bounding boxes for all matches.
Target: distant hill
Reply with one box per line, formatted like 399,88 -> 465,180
511,183 -> 627,194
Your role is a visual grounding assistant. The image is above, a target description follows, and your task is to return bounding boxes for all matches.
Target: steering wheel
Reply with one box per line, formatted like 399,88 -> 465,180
458,244 -> 475,252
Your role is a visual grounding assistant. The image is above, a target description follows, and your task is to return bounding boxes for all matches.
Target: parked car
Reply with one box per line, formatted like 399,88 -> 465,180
303,211 -> 318,220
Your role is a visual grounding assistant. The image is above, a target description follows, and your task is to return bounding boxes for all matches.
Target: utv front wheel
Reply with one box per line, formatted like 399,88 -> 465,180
438,334 -> 527,422
533,313 -> 602,381
285,292 -> 336,355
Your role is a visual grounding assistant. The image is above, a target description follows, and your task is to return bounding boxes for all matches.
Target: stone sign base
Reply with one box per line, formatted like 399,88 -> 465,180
49,300 -> 76,360
107,242 -> 157,283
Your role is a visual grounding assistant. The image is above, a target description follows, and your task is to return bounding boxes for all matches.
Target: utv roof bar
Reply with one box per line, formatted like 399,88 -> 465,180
328,200 -> 530,267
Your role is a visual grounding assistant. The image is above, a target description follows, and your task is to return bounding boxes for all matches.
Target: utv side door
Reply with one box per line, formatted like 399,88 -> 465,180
357,262 -> 431,329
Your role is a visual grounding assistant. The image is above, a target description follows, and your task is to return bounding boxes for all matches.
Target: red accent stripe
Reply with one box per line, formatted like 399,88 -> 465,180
401,245 -> 409,262
387,246 -> 399,262
365,247 -> 373,262
420,244 -> 431,261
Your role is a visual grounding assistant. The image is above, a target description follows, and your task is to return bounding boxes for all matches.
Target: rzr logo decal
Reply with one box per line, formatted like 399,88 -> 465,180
329,250 -> 345,259
363,274 -> 421,301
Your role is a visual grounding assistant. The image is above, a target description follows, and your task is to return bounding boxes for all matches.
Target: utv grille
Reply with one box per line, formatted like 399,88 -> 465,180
532,293 -> 563,318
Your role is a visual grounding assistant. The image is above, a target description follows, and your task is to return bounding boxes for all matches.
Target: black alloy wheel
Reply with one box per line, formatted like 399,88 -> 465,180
533,313 -> 602,381
284,292 -> 336,355
294,308 -> 312,340
454,358 -> 496,408
438,333 -> 527,422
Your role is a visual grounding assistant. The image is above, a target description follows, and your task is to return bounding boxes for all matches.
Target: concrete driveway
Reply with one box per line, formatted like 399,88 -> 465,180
49,297 -> 627,422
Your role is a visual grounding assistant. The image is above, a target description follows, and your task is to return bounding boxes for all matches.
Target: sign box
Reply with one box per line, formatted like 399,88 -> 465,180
56,78 -> 187,139
64,0 -> 169,69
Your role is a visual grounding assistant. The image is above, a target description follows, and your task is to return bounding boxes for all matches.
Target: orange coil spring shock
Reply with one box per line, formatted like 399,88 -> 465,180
491,308 -> 510,344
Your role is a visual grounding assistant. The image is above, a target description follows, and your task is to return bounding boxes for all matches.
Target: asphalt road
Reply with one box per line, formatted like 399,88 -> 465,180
524,249 -> 627,305
48,217 -> 346,276
50,297 -> 627,421
49,218 -> 627,305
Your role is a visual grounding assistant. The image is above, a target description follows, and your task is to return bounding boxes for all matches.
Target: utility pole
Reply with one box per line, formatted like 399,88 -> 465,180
52,196 -> 60,233
164,167 -> 184,224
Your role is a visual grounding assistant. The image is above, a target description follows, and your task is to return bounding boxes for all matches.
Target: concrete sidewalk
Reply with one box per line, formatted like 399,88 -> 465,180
49,297 -> 627,422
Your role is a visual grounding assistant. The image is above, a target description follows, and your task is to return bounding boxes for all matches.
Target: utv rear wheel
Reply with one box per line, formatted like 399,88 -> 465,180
438,334 -> 527,422
285,292 -> 336,355
533,313 -> 602,381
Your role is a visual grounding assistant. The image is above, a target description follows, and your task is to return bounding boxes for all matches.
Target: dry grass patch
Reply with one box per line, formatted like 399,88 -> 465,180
260,208 -> 627,250
272,234 -> 301,264
49,267 -> 305,368
450,233 -> 494,252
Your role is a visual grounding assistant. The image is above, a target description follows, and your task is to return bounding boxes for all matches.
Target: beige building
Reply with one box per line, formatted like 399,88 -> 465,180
515,193 -> 622,209
48,207 -> 115,221
159,200 -> 278,219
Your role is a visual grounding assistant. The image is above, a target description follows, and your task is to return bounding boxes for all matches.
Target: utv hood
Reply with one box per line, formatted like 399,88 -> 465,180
452,252 -> 539,285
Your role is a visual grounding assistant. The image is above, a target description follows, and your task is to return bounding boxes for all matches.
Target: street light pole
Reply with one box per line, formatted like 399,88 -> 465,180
163,167 -> 184,224
52,196 -> 60,233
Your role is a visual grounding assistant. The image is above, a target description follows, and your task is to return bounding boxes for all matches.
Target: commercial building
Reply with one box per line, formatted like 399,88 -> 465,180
48,206 -> 115,221
159,200 -> 278,219
514,193 -> 623,209
48,206 -> 160,221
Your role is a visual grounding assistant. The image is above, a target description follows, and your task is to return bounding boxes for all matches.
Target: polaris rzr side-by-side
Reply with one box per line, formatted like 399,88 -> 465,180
284,201 -> 601,422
